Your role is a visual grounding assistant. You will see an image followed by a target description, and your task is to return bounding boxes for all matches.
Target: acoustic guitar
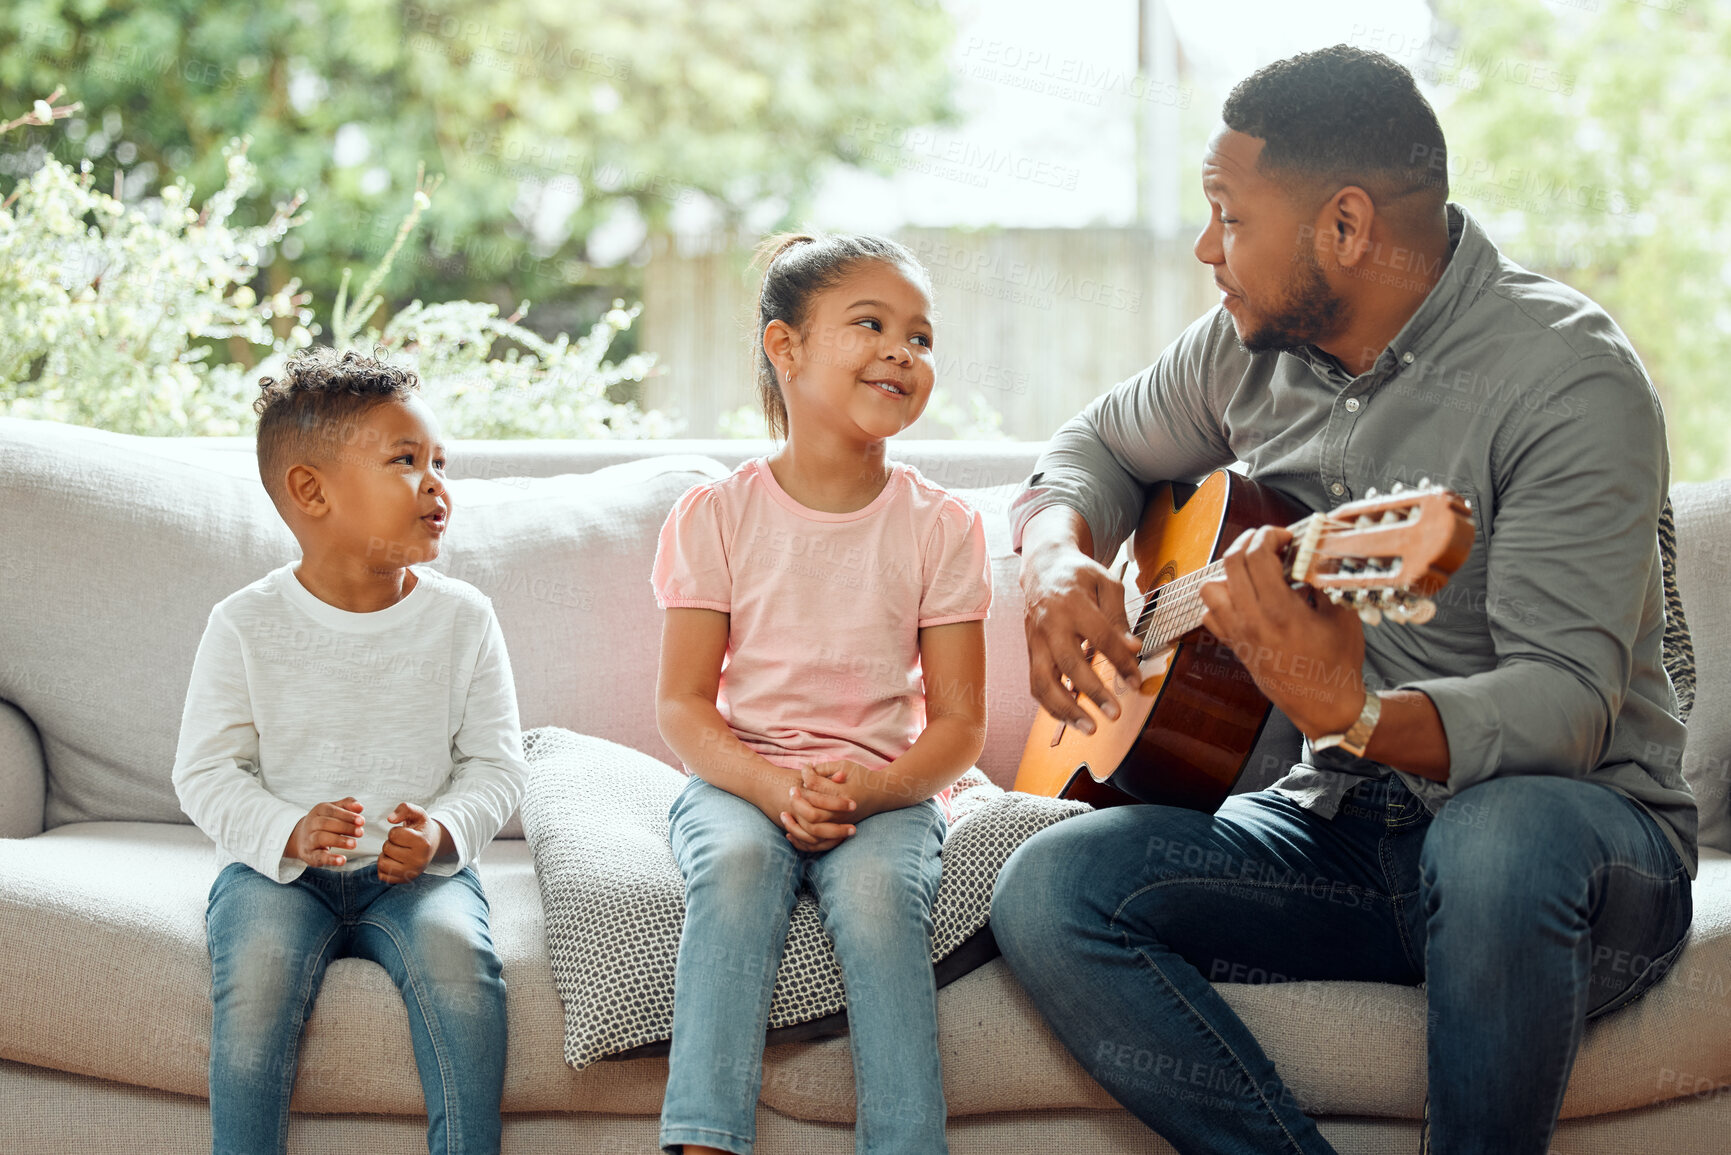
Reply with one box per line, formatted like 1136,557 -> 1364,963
1012,469 -> 1475,813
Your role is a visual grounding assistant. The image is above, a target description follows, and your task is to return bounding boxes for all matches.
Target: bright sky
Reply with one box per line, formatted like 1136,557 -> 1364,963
811,0 -> 1438,231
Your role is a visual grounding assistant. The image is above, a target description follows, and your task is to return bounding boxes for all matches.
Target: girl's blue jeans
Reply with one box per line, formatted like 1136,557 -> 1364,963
990,774 -> 1693,1155
204,860 -> 507,1155
659,775 -> 950,1155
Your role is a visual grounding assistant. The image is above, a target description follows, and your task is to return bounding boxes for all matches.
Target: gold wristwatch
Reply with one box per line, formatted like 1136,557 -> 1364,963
1312,692 -> 1383,758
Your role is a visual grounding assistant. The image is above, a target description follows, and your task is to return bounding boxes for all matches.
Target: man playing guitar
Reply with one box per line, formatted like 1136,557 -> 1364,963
991,46 -> 1696,1155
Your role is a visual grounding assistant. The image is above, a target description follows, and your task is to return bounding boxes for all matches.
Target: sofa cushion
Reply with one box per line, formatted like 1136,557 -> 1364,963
519,727 -> 1088,1069
4,824 -> 1729,1123
0,416 -> 728,835
0,822 -> 669,1115
1671,479 -> 1731,854
757,849 -> 1731,1123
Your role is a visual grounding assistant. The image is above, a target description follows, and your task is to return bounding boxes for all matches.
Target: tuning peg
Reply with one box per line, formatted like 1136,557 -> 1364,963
1390,481 -> 1406,494
1385,601 -> 1413,625
1418,476 -> 1432,489
1404,598 -> 1436,625
1357,603 -> 1383,626
1327,588 -> 1346,605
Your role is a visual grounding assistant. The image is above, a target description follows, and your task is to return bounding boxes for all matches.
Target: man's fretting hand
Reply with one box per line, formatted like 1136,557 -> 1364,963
285,797 -> 365,868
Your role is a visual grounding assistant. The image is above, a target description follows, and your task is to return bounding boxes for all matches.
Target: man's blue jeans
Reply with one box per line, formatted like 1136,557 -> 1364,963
990,774 -> 1692,1155
204,860 -> 507,1155
659,776 -> 949,1155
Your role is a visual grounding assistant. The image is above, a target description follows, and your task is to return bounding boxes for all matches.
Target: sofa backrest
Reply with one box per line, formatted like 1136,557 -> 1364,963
0,419 -> 1050,831
2,417 -> 1724,854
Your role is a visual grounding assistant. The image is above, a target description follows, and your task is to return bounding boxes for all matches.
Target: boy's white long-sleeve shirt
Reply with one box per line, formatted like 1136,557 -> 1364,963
172,562 -> 529,883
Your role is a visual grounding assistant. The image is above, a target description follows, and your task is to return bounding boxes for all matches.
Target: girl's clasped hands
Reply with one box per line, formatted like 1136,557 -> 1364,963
779,759 -> 869,852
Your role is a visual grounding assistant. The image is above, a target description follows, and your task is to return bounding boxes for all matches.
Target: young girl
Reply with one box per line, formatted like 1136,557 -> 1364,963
650,233 -> 991,1155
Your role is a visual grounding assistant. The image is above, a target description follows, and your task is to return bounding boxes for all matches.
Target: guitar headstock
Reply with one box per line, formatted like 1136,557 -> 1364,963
1286,480 -> 1476,626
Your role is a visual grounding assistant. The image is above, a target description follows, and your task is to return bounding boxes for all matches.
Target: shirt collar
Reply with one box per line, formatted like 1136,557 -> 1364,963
1284,203 -> 1496,384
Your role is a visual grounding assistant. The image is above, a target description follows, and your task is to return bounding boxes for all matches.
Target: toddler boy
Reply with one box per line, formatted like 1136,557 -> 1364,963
172,347 -> 528,1155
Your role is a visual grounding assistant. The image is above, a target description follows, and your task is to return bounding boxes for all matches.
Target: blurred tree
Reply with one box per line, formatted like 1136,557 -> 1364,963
1434,0 -> 1730,481
0,0 -> 956,355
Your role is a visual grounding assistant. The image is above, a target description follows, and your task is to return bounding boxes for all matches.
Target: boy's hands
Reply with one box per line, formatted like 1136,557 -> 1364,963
282,798 -> 449,881
379,802 -> 447,884
779,760 -> 867,852
286,797 -> 365,868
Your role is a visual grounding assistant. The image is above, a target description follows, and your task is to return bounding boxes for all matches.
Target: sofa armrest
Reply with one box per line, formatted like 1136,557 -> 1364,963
0,698 -> 45,838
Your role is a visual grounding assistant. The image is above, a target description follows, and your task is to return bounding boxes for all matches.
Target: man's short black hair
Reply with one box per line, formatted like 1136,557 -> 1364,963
1222,44 -> 1448,215
253,346 -> 420,513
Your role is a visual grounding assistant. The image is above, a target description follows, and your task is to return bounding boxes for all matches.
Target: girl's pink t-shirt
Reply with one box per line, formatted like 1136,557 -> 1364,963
650,456 -> 993,817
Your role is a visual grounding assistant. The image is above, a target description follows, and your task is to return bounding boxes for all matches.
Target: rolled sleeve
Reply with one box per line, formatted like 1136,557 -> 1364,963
1398,357 -> 1667,790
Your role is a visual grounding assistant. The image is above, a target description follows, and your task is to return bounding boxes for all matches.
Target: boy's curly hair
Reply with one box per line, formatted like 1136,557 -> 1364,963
254,346 -> 421,512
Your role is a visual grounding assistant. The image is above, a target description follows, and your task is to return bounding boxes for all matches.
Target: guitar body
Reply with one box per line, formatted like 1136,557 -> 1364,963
1013,470 -> 1307,813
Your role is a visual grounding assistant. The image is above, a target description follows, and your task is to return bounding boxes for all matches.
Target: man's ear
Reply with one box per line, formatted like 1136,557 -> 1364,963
284,463 -> 331,520
1319,186 -> 1376,270
763,318 -> 800,384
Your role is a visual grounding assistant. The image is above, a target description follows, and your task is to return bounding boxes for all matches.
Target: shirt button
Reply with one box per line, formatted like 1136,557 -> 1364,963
1330,482 -> 1346,496
1345,398 -> 1361,412
1401,351 -> 1415,364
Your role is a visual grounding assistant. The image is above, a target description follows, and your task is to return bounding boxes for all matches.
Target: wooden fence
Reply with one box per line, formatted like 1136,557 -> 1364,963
638,227 -> 1216,441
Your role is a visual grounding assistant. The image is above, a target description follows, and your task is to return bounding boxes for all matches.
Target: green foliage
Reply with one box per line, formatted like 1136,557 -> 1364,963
0,91 -> 670,439
0,0 -> 957,346
0,94 -> 313,434
1436,0 -> 1731,481
360,297 -> 670,440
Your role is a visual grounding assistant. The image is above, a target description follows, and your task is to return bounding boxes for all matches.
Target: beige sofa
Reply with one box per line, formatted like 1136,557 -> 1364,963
2,415 -> 1728,1153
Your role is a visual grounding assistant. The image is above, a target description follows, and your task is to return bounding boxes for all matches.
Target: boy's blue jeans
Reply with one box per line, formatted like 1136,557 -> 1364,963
990,774 -> 1692,1155
204,860 -> 507,1155
659,776 -> 949,1155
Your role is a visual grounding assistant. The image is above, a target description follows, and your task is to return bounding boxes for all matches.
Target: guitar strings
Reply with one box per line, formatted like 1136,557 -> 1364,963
1129,558 -> 1227,657
1116,499 -> 1429,659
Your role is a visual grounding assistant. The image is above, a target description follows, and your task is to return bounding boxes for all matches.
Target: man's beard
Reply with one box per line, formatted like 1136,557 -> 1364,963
1237,250 -> 1348,355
